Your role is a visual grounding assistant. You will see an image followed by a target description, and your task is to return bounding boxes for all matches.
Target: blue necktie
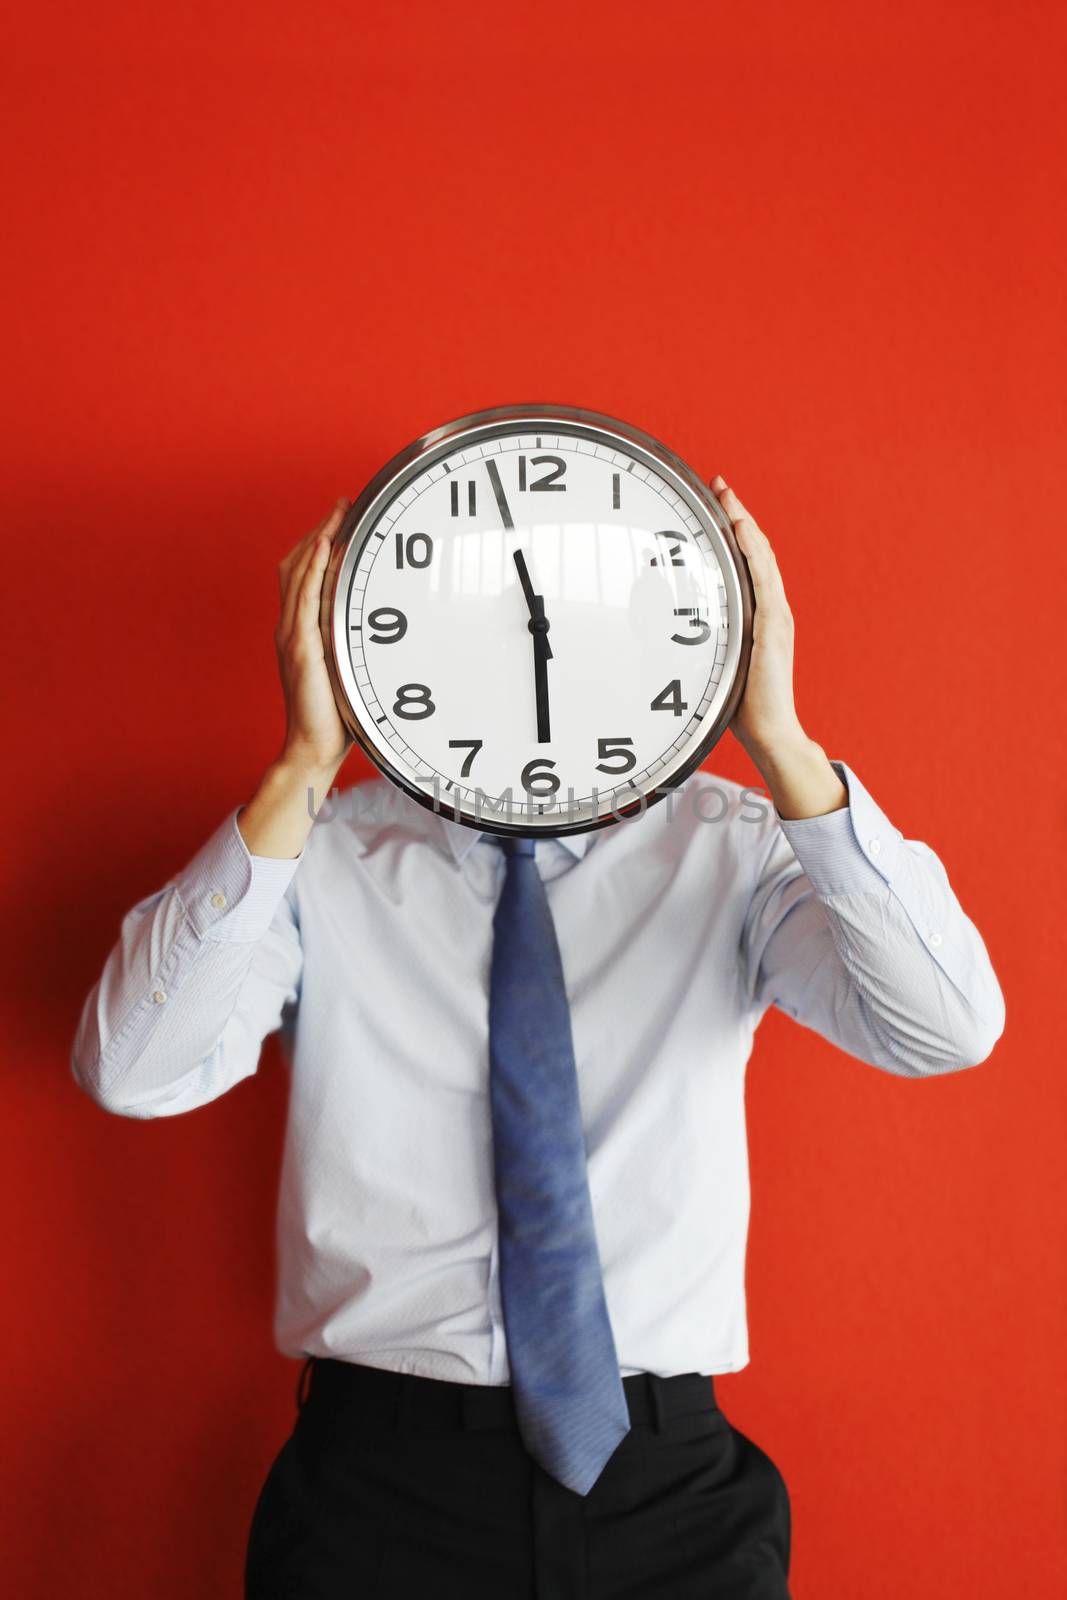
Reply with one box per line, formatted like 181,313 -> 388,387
487,833 -> 631,1496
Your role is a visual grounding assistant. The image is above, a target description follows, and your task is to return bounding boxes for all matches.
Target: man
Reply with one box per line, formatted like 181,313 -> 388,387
71,476 -> 1005,1599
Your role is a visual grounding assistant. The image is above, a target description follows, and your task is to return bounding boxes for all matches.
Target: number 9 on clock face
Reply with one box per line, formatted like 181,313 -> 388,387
321,404 -> 753,837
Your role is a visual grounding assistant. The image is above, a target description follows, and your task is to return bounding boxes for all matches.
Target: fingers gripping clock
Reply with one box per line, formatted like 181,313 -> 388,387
321,404 -> 753,838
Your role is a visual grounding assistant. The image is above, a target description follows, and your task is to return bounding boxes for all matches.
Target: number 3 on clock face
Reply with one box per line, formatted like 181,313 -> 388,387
321,404 -> 753,837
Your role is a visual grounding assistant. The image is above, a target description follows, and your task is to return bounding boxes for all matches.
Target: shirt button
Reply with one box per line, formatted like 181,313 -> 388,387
152,989 -> 167,1004
210,891 -> 227,910
868,838 -> 881,856
928,932 -> 943,948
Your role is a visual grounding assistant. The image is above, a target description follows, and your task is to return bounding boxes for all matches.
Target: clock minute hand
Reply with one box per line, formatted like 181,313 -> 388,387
533,624 -> 551,744
512,548 -> 553,743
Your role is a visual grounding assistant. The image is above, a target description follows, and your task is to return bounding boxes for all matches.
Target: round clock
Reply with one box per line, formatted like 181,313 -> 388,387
321,403 -> 753,837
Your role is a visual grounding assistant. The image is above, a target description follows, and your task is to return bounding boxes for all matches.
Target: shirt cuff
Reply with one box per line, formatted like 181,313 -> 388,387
173,806 -> 305,944
775,760 -> 891,896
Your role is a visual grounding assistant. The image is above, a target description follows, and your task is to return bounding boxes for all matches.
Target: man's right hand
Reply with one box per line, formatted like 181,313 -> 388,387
238,498 -> 354,859
274,497 -> 353,775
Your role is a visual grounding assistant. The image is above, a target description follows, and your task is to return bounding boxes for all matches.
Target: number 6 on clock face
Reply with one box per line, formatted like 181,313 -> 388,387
321,404 -> 753,838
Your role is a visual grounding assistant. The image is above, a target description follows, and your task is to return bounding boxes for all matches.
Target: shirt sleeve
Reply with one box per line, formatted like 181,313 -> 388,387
70,806 -> 305,1118
739,760 -> 1006,1077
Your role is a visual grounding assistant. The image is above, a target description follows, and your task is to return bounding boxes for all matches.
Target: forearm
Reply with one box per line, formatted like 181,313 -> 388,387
749,759 -> 1006,1075
72,806 -> 303,1116
73,916 -> 273,1114
745,725 -> 848,821
238,754 -> 343,859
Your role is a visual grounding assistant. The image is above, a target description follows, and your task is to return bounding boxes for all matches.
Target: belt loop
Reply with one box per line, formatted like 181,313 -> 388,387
296,1354 -> 316,1413
647,1372 -> 668,1434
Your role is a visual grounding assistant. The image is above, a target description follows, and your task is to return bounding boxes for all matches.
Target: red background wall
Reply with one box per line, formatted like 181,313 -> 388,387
2,2 -> 1063,1594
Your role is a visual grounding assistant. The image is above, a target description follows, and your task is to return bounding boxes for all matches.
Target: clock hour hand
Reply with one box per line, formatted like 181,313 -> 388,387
512,547 -> 553,743
512,547 -> 553,661
512,541 -> 537,608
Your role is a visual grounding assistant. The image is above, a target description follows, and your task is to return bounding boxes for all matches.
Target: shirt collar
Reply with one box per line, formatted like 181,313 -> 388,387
436,813 -> 598,867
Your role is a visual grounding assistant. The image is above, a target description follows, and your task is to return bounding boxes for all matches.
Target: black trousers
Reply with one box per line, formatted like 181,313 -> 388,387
244,1357 -> 792,1599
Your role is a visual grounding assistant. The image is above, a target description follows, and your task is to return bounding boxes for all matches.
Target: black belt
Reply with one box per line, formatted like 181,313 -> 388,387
297,1355 -> 719,1435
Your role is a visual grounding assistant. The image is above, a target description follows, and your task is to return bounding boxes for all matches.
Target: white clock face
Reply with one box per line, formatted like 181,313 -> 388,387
329,419 -> 747,833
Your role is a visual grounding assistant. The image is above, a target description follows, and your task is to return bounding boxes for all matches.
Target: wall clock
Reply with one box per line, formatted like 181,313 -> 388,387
321,403 -> 753,837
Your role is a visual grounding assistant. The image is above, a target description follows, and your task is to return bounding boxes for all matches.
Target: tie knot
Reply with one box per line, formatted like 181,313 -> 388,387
497,834 -> 536,858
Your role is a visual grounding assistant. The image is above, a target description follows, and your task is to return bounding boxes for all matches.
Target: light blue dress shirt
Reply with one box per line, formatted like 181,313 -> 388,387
71,761 -> 1005,1382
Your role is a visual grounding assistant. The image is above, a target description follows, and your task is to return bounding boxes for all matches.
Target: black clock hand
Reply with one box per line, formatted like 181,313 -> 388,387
512,548 -> 553,743
533,627 -> 551,744
512,542 -> 536,608
512,548 -> 554,660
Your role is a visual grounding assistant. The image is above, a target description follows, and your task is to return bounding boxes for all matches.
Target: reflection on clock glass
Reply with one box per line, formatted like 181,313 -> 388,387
340,429 -> 739,831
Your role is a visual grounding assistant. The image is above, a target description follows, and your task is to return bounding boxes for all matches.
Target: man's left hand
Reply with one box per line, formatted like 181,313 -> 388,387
709,474 -> 847,820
